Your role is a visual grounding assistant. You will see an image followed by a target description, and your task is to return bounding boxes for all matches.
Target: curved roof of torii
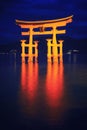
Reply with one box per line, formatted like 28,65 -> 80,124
16,15 -> 73,25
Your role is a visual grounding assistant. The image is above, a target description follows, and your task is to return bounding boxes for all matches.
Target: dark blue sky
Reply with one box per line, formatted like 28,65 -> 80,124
0,0 -> 87,44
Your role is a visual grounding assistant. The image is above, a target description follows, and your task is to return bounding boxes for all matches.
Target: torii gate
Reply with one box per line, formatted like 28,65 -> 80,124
16,15 -> 73,62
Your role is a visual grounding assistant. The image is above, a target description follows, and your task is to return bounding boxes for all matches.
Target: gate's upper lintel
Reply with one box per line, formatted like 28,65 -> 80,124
16,15 -> 73,25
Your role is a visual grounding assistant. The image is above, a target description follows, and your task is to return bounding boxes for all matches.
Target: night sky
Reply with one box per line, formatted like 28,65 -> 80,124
0,0 -> 87,44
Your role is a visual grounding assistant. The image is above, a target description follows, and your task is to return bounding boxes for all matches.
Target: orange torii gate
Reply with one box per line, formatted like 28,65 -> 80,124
16,15 -> 73,62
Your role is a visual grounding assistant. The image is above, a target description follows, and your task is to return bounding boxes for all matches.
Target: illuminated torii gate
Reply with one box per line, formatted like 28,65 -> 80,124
16,15 -> 73,62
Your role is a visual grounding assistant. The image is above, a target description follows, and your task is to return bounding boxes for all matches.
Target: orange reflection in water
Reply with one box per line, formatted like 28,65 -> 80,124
20,62 -> 38,115
46,61 -> 64,122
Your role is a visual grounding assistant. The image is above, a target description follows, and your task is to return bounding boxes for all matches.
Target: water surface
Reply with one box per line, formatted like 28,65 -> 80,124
0,54 -> 87,130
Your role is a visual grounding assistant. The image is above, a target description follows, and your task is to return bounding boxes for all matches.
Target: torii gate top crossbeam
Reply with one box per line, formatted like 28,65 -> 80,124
16,15 -> 73,25
16,15 -> 73,35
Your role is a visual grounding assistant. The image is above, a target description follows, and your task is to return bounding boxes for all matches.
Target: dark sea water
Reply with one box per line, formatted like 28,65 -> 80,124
0,53 -> 87,130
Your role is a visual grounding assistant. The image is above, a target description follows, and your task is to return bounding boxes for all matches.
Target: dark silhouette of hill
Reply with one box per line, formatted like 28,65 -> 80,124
0,43 -> 21,53
61,36 -> 87,54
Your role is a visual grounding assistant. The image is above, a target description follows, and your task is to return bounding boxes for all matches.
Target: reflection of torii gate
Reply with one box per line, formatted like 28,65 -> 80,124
16,15 -> 73,62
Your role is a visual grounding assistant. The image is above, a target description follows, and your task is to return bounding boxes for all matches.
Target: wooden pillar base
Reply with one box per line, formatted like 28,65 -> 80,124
29,57 -> 33,62
21,57 -> 25,63
35,57 -> 38,63
53,57 -> 58,63
47,57 -> 51,62
58,56 -> 63,63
